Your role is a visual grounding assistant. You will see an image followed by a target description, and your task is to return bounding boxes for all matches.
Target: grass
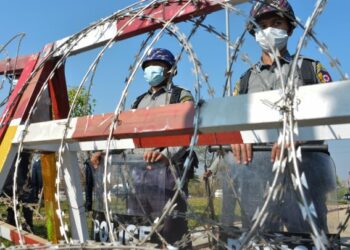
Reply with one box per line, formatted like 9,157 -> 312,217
0,201 -> 69,245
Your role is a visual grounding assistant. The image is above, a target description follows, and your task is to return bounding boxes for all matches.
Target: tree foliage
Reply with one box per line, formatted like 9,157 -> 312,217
67,86 -> 96,117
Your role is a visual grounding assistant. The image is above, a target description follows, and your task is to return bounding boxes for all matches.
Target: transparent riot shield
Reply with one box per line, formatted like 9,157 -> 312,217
215,145 -> 339,249
92,150 -> 170,245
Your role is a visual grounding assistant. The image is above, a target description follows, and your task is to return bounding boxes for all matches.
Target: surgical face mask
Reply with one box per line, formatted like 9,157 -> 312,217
255,27 -> 288,52
144,65 -> 166,87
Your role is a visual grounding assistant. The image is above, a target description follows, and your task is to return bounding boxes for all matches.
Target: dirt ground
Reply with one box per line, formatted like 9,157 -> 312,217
329,204 -> 350,247
190,205 -> 350,249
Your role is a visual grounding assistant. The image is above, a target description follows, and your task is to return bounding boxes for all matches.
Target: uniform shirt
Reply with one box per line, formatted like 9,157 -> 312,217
233,52 -> 332,147
131,83 -> 193,161
136,84 -> 193,108
133,83 -> 193,154
233,52 -> 332,95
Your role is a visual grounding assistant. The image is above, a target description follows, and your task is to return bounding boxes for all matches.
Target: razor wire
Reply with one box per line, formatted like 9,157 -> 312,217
2,0 -> 349,249
236,0 -> 332,248
55,0 -> 206,245
8,0 -> 207,246
219,0 -> 348,99
217,1 -> 346,248
0,0 -> 145,129
0,33 -> 26,107
127,5 -> 250,246
199,2 -> 291,248
103,14 -> 212,246
194,0 -> 343,248
284,1 -> 330,249
3,4 -> 146,244
71,4 -> 206,248
102,0 -> 201,244
68,0 -> 191,243
57,1 -> 162,243
10,1 -> 162,244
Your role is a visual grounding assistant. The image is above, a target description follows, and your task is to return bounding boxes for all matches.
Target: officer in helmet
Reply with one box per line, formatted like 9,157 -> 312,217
116,48 -> 197,249
133,48 -> 193,108
224,0 -> 336,237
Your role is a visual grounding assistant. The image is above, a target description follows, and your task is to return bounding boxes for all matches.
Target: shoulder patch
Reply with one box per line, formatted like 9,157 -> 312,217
316,62 -> 332,83
171,85 -> 193,103
233,80 -> 240,96
180,96 -> 193,103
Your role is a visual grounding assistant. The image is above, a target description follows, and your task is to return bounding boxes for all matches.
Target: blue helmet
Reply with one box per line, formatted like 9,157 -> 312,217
142,48 -> 176,70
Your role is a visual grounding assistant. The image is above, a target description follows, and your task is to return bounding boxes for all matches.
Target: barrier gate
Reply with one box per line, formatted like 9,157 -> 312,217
0,0 -> 349,249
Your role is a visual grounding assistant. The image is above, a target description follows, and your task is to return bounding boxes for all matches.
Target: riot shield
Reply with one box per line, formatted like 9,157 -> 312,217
91,150 -> 170,245
214,147 -> 339,249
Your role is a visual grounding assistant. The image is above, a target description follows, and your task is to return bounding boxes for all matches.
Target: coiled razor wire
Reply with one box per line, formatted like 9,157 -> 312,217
57,0 -> 210,246
0,33 -> 26,99
7,0 -> 210,246
3,0 -> 350,248
0,33 -> 26,112
10,0 -> 161,244
215,1 -> 349,248
106,15 -> 211,246
58,1 -> 163,243
103,1 -> 202,244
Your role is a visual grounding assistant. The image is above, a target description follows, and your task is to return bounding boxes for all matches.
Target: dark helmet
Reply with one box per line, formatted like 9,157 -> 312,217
248,0 -> 296,35
141,48 -> 176,70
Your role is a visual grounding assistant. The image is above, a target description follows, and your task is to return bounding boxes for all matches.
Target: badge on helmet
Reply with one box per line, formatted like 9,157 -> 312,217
248,0 -> 296,36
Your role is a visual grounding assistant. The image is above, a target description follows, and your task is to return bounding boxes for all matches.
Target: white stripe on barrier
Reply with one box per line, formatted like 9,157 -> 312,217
0,222 -> 11,241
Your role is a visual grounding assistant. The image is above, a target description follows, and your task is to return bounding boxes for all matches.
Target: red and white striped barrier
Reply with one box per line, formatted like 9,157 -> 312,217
0,221 -> 49,245
12,80 -> 350,151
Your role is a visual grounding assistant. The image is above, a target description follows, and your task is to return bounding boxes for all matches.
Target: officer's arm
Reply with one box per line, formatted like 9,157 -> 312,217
230,79 -> 253,164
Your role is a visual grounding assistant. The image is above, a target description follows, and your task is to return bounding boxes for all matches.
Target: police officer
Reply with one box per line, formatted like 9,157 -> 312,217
124,48 -> 196,249
3,153 -> 35,232
226,0 -> 336,235
85,151 -> 104,213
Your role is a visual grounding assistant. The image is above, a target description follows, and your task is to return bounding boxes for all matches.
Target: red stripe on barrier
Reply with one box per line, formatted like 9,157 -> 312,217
73,102 -> 195,140
10,228 -> 45,245
0,54 -> 39,143
132,131 -> 243,148
72,102 -> 243,147
116,0 -> 223,41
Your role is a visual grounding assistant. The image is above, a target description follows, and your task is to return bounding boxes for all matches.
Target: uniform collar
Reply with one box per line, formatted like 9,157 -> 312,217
257,51 -> 292,71
147,82 -> 173,95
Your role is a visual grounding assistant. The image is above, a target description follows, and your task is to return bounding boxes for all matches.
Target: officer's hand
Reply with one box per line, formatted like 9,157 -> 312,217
271,142 -> 300,162
91,151 -> 102,168
143,150 -> 169,165
203,170 -> 212,180
231,144 -> 252,165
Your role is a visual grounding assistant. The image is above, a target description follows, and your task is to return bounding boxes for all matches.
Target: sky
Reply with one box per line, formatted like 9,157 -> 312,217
1,0 -> 349,179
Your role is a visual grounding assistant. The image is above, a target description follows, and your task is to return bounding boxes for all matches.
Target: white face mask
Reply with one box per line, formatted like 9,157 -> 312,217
255,27 -> 288,52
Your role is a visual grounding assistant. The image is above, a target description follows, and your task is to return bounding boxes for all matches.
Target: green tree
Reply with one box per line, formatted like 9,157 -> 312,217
67,86 -> 96,117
